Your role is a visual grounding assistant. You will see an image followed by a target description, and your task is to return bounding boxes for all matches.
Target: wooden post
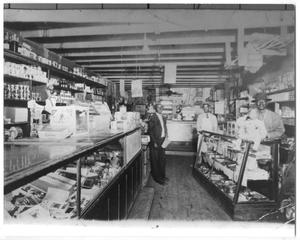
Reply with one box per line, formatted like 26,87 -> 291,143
237,27 -> 246,66
225,41 -> 231,66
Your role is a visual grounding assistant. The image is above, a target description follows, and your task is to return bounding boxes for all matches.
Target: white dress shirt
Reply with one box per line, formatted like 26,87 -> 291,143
196,112 -> 218,133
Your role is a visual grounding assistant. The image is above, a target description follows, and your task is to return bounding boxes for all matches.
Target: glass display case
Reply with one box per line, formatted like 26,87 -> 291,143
193,131 -> 279,221
4,128 -> 142,221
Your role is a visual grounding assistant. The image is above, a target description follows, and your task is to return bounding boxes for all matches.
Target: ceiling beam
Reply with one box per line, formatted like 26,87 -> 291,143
42,35 -> 235,49
61,47 -> 226,57
83,61 -> 223,68
5,9 -> 294,31
73,55 -> 224,63
105,75 -> 227,79
92,68 -> 224,73
77,58 -> 224,65
100,71 -> 223,75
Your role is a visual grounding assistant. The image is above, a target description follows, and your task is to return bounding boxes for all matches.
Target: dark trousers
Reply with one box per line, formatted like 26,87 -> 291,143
149,145 -> 166,183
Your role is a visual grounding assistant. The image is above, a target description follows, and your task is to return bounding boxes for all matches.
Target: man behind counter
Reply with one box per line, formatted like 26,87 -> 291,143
196,102 -> 218,133
249,92 -> 285,140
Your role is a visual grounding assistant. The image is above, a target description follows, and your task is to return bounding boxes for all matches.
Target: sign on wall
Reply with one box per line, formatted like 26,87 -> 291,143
131,80 -> 143,98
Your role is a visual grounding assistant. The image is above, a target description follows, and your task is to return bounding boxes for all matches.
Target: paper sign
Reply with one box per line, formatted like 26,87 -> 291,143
131,80 -> 143,98
164,63 -> 177,84
214,101 -> 225,114
120,79 -> 125,97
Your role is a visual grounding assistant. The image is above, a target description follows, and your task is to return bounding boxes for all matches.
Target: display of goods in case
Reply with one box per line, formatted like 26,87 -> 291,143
193,131 -> 279,220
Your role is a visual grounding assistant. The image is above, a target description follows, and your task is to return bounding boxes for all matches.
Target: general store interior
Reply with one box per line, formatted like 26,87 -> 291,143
3,4 -> 296,226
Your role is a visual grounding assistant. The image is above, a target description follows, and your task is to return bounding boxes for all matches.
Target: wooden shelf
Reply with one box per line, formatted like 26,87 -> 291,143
4,121 -> 29,126
53,85 -> 84,93
4,49 -> 106,88
4,74 -> 47,85
4,99 -> 45,107
266,88 -> 295,96
4,99 -> 29,107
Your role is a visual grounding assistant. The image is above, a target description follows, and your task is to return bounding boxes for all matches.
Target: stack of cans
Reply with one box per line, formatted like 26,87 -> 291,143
4,83 -> 31,100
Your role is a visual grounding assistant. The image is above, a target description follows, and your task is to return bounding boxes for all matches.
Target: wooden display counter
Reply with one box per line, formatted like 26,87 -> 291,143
4,128 -> 142,220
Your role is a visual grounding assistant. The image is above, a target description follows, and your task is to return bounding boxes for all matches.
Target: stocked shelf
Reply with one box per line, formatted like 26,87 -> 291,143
4,49 -> 106,88
53,85 -> 84,93
193,131 -> 279,220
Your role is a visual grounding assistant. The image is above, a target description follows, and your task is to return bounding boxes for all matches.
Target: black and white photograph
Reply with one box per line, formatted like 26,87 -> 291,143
1,2 -> 297,239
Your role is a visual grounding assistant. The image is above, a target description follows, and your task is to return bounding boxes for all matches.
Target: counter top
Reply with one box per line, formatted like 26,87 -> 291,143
4,128 -> 139,193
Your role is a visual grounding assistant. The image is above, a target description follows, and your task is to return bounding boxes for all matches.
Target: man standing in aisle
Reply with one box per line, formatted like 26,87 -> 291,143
249,92 -> 285,139
196,102 -> 218,133
148,103 -> 169,185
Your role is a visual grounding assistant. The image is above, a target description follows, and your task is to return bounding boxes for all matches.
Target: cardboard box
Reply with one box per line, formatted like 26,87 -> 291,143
4,107 -> 28,123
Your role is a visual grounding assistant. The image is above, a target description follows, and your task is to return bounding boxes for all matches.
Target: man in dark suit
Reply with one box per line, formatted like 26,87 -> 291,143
148,103 -> 169,185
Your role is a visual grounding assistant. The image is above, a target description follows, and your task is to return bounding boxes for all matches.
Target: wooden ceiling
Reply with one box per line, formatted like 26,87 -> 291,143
4,5 -> 295,90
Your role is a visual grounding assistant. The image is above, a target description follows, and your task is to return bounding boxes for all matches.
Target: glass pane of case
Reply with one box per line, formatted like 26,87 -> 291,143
4,159 -> 79,220
79,139 -> 124,214
194,132 -> 274,203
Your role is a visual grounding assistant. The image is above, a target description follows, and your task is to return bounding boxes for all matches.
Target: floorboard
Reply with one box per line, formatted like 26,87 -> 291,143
146,155 -> 231,221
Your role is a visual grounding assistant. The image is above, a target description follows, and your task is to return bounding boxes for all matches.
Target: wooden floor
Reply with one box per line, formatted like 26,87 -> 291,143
146,155 -> 231,221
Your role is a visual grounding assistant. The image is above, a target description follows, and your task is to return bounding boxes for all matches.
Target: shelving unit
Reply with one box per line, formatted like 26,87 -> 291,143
4,49 -> 106,88
4,28 -> 109,139
193,131 -> 279,220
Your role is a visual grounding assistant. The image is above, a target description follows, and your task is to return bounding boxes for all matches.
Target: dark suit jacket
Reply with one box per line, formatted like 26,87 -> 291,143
148,113 -> 167,147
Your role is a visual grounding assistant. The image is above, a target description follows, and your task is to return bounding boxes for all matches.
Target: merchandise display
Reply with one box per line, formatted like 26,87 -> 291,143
193,131 -> 279,220
111,111 -> 141,131
4,128 -> 142,221
4,61 -> 48,84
